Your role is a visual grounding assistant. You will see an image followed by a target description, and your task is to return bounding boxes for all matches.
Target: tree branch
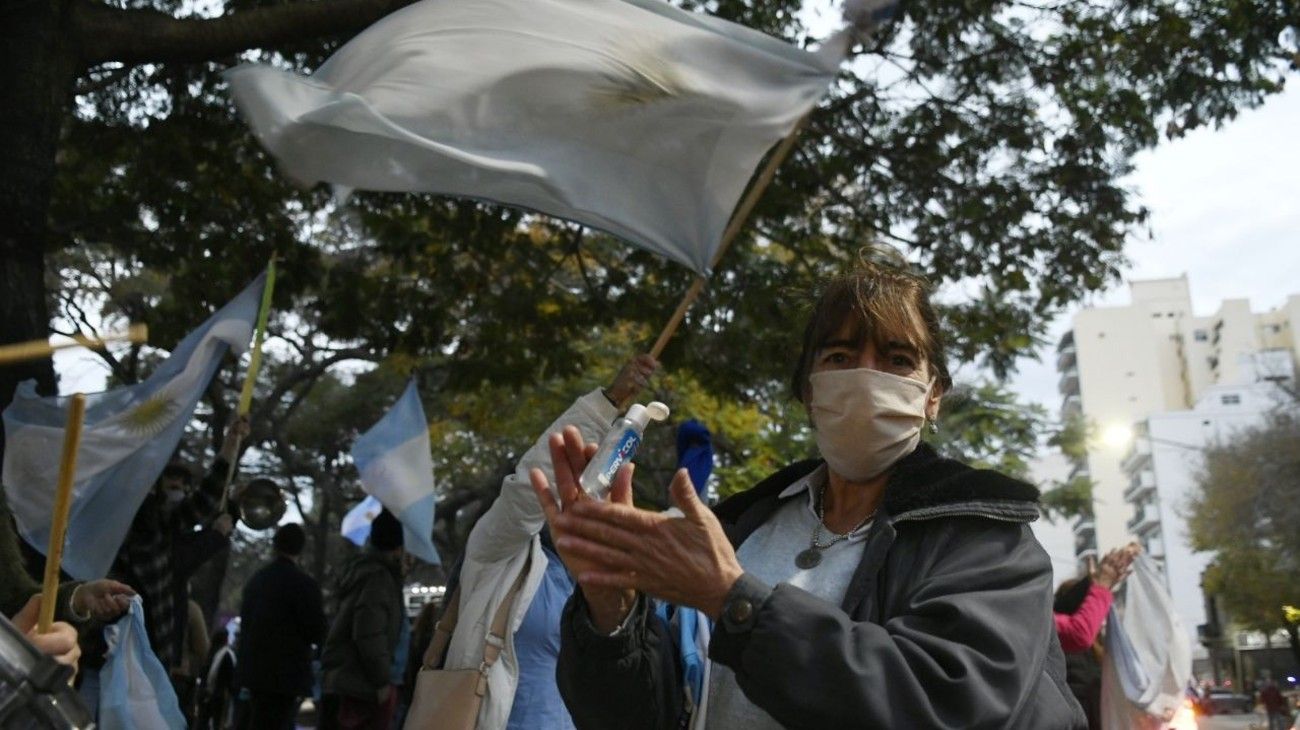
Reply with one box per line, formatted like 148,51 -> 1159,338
74,0 -> 417,67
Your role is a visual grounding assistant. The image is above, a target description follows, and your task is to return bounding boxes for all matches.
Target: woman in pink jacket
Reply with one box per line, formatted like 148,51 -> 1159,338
1054,545 -> 1138,653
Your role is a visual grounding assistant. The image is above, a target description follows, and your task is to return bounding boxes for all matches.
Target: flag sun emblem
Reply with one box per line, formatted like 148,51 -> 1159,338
122,392 -> 181,437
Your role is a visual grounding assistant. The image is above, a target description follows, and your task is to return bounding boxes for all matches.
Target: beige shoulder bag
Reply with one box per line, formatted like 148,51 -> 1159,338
404,558 -> 530,730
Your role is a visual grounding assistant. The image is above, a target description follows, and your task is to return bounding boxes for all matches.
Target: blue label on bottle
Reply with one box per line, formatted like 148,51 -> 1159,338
599,431 -> 641,484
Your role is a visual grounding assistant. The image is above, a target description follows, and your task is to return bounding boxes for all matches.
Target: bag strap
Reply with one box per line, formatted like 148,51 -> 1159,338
481,552 -> 531,671
421,584 -> 463,670
419,551 -> 533,671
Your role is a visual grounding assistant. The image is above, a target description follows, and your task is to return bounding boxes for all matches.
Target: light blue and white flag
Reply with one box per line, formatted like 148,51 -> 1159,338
99,596 -> 187,730
351,380 -> 440,564
225,0 -> 880,275
340,494 -> 383,547
2,274 -> 265,579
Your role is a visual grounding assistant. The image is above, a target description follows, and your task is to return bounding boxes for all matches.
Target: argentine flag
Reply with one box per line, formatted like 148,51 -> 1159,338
340,494 -> 383,547
2,274 -> 265,579
351,380 -> 440,564
226,0 -> 856,275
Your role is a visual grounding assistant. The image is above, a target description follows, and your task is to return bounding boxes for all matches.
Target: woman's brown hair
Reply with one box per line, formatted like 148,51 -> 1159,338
791,254 -> 953,402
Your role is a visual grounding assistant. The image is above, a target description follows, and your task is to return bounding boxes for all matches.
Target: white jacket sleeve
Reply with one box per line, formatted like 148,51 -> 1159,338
463,389 -> 618,565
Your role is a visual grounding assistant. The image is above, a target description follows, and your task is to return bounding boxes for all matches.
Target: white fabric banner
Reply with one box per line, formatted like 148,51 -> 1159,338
227,0 -> 849,274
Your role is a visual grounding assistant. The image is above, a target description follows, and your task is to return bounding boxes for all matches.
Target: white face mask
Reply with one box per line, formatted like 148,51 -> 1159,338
808,368 -> 932,481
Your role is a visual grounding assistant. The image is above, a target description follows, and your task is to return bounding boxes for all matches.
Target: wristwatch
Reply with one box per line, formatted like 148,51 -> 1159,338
720,573 -> 771,635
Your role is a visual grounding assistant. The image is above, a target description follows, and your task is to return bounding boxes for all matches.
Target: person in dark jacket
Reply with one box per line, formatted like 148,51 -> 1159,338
320,508 -> 406,730
530,258 -> 1087,729
235,522 -> 326,730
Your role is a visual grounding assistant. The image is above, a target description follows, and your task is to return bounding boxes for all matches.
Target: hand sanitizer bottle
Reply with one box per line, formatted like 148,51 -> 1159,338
579,401 -> 670,500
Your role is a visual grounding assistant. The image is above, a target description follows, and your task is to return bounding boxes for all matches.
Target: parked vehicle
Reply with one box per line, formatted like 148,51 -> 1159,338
1199,688 -> 1255,715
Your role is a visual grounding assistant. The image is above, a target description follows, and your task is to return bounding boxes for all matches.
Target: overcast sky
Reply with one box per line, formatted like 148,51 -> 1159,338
1018,82 -> 1300,579
1011,81 -> 1300,415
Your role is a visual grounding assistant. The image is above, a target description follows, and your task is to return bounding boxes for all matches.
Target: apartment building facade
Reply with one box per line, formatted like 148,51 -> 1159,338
1057,277 -> 1300,557
1055,276 -> 1299,668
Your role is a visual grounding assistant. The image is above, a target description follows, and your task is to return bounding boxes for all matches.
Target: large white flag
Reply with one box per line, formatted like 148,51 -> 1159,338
226,0 -> 852,274
351,380 -> 440,565
2,274 -> 264,579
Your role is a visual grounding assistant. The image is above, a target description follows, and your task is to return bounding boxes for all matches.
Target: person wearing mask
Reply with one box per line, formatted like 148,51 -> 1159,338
413,355 -> 656,730
321,509 -> 406,730
235,522 -> 327,729
535,258 -> 1086,728
108,416 -> 249,676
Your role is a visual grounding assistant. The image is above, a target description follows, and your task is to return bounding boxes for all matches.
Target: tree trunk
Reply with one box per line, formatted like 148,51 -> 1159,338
0,0 -> 80,439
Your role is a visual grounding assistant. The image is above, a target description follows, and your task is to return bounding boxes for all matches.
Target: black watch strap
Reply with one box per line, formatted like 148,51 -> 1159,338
720,573 -> 771,635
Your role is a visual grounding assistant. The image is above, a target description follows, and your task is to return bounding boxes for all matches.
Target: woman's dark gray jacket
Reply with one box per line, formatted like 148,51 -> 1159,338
556,442 -> 1087,729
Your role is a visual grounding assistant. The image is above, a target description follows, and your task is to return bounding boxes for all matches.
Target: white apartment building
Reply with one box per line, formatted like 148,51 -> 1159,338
1056,276 -> 1299,667
1056,276 -> 1300,558
1121,354 -> 1293,669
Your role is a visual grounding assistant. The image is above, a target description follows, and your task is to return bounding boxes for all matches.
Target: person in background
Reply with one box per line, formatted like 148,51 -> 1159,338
1054,544 -> 1140,730
1260,672 -> 1291,730
174,598 -> 212,723
387,604 -> 412,730
236,522 -> 327,730
197,623 -> 238,730
412,354 -> 655,730
321,509 -> 406,730
1054,545 -> 1138,653
109,416 -> 249,675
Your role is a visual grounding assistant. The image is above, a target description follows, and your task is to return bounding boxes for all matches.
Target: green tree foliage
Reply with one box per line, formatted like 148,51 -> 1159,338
1188,407 -> 1300,643
18,0 -> 1299,587
924,380 -> 1046,480
1039,412 -> 1097,521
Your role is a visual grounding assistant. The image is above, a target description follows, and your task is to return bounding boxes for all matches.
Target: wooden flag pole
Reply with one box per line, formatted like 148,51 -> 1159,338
648,115 -> 811,360
38,393 -> 87,634
0,324 -> 148,366
220,258 -> 278,511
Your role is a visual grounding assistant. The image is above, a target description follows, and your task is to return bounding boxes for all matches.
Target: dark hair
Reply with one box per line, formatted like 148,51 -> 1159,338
369,508 -> 404,552
791,256 -> 953,402
160,462 -> 195,485
272,523 -> 307,556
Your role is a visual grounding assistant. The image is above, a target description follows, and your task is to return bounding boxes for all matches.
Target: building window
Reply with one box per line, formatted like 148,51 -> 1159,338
1221,394 -> 1241,405
1193,329 -> 1208,342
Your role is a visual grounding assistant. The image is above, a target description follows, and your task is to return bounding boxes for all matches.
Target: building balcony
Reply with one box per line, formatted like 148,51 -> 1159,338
1056,330 -> 1075,353
1120,437 -> 1152,474
1060,393 -> 1082,419
1123,469 -> 1157,503
1072,515 -> 1095,538
1058,368 -> 1080,397
1127,507 -> 1160,535
1056,346 -> 1077,372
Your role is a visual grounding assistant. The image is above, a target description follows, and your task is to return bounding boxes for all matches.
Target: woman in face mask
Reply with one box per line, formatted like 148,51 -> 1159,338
532,258 -> 1086,730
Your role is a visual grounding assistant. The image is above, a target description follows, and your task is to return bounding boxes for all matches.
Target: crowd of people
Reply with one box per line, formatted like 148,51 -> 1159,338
5,258 -> 1293,729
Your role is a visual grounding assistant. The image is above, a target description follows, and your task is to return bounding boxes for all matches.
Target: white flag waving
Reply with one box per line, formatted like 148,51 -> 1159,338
226,0 -> 850,274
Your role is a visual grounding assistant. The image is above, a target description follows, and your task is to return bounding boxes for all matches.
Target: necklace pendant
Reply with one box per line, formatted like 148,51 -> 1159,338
795,548 -> 823,569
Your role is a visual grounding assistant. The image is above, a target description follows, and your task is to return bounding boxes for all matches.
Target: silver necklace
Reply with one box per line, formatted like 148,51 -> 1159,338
794,481 -> 877,569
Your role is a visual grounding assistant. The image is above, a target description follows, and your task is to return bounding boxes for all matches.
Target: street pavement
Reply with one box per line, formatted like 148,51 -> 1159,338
1198,711 -> 1270,730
